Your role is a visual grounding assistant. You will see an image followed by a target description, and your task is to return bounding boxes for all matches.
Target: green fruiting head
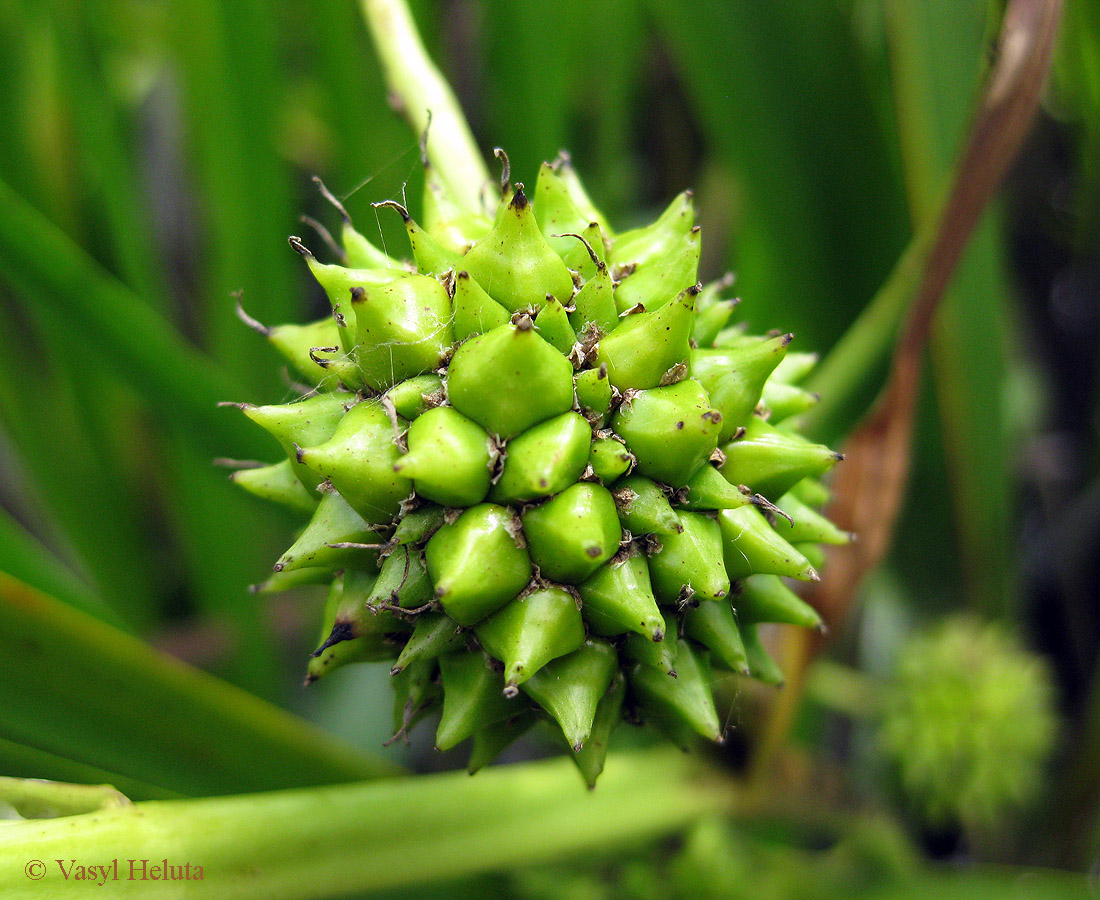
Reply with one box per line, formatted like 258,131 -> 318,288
232,147 -> 846,784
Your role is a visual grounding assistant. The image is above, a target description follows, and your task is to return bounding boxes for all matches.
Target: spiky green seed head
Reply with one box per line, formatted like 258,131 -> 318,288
877,616 -> 1057,836
232,154 -> 846,785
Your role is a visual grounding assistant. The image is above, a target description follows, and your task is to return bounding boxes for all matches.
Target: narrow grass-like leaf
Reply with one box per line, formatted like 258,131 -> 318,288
0,572 -> 400,796
0,177 -> 268,460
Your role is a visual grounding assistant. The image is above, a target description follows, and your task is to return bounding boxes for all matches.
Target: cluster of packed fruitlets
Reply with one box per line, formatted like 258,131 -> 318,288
229,152 -> 848,786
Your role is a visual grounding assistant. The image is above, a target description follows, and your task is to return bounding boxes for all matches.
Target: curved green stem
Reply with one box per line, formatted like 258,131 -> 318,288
360,0 -> 491,215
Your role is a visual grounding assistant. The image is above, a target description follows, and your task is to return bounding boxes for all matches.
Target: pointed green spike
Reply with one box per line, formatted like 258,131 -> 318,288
683,600 -> 750,675
612,476 -> 683,537
795,541 -> 827,570
534,160 -> 592,259
394,406 -> 492,507
520,638 -> 617,751
737,574 -> 823,630
306,630 -> 396,683
490,412 -> 590,504
741,623 -> 785,687
578,548 -> 664,642
350,273 -> 454,391
560,222 -> 608,280
250,566 -> 334,595
297,400 -> 412,524
425,504 -> 533,626
571,672 -> 626,788
553,152 -> 612,236
613,227 -> 701,313
468,710 -> 540,774
229,459 -> 318,516
461,185 -> 575,312
391,504 -> 446,547
293,241 -> 399,350
788,477 -> 832,508
595,284 -> 697,391
373,200 -> 462,274
647,511 -> 730,603
303,345 -> 364,392
692,299 -> 738,348
385,374 -> 444,420
447,320 -> 575,438
436,651 -> 518,751
761,379 -> 819,422
588,437 -> 634,484
365,545 -> 433,611
243,312 -> 346,387
522,483 -> 621,584
612,379 -> 722,486
623,612 -> 679,675
341,220 -> 400,270
773,492 -> 851,545
570,262 -> 618,337
711,323 -> 749,348
274,490 -> 381,573
306,572 -> 405,683
770,351 -> 820,385
310,566 -> 411,646
575,365 -> 613,425
609,190 -> 694,267
630,638 -> 722,743
422,159 -> 492,251
718,505 -> 818,582
533,295 -> 577,354
452,270 -> 512,340
476,587 -> 586,691
390,657 -> 441,737
391,612 -> 464,674
720,418 -> 842,499
690,334 -> 792,442
679,464 -> 752,511
241,391 -> 353,489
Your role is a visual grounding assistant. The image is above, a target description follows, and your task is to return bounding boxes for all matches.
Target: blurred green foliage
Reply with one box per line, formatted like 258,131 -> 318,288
0,0 -> 1098,894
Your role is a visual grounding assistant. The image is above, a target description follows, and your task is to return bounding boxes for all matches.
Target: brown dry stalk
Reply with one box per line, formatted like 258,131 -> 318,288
751,0 -> 1063,779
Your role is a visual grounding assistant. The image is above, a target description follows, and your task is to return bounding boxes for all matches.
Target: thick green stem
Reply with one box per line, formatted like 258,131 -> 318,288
0,750 -> 730,898
360,0 -> 490,215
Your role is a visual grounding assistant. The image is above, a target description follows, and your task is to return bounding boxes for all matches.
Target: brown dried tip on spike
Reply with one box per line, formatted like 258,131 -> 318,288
216,401 -> 251,410
324,541 -> 389,550
690,225 -> 701,234
293,443 -> 305,463
834,453 -> 846,461
309,346 -> 340,368
493,148 -> 511,191
807,568 -> 821,582
350,286 -> 366,302
597,363 -> 608,379
372,198 -> 411,222
514,314 -> 535,332
234,294 -> 272,336
503,684 -> 519,699
555,232 -> 604,269
509,183 -> 528,210
213,457 -> 266,469
300,214 -> 347,262
312,175 -> 352,224
288,235 -> 313,258
780,333 -> 794,346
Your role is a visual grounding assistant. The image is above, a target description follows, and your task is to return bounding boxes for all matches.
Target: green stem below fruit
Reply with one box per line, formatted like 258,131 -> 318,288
360,0 -> 491,217
0,750 -> 730,899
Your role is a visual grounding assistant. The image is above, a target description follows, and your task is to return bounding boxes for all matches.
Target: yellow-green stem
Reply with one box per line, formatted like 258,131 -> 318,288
360,0 -> 491,216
